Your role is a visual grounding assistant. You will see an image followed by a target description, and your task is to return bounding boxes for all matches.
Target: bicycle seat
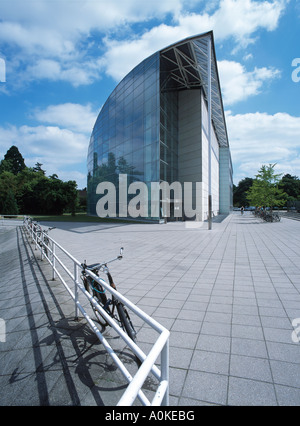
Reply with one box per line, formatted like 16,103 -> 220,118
83,262 -> 101,270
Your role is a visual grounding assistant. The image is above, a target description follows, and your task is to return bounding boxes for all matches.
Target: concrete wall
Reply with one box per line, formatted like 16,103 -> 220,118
177,89 -> 220,221
178,90 -> 202,219
201,93 -> 220,220
219,147 -> 233,214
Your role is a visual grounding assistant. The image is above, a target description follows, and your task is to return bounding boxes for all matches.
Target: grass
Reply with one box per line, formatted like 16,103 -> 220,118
2,212 -> 152,224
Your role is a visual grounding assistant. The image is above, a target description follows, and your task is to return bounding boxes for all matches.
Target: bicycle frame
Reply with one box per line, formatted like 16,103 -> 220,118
82,273 -> 118,324
81,248 -> 123,293
81,248 -> 136,333
23,217 -> 170,406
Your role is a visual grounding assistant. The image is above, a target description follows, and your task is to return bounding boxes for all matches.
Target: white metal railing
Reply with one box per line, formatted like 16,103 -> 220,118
1,214 -> 24,226
22,216 -> 169,406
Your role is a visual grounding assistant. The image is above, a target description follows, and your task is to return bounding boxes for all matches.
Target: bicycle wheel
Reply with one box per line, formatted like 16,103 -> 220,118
116,303 -> 136,342
116,303 -> 142,366
43,237 -> 49,258
84,277 -> 109,326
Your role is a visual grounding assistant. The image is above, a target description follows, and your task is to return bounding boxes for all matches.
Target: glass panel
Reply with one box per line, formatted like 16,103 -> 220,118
87,52 -> 160,219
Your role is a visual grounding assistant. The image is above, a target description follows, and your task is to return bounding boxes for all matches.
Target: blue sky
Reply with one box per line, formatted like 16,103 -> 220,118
0,0 -> 299,189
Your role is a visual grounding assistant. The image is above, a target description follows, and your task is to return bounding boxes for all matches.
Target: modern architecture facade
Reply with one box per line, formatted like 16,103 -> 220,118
87,31 -> 233,222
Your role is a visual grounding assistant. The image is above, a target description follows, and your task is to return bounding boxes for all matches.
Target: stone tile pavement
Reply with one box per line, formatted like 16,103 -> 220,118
0,212 -> 300,406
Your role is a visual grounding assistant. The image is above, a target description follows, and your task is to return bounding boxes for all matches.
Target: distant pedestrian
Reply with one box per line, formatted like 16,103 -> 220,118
241,206 -> 244,215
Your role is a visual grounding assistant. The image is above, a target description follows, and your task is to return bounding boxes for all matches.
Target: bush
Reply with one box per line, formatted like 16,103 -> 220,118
2,189 -> 19,215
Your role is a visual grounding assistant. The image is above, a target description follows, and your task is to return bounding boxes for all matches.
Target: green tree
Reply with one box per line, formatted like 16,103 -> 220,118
0,146 -> 79,215
233,177 -> 253,207
62,180 -> 79,216
16,169 -> 47,214
3,145 -> 26,175
0,171 -> 17,212
0,158 -> 13,174
13,166 -> 78,215
33,162 -> 46,175
278,174 -> 300,210
42,176 -> 75,215
247,164 -> 287,212
279,174 -> 300,200
2,189 -> 19,215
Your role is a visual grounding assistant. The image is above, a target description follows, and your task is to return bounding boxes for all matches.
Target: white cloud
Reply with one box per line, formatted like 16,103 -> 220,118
0,0 -> 293,189
102,24 -> 187,81
0,0 -> 184,57
27,57 -> 106,87
102,0 -> 287,81
18,125 -> 87,161
0,0 -> 288,86
226,111 -> 300,183
0,122 -> 90,187
26,59 -> 61,80
0,102 -> 100,187
0,0 -> 184,33
0,0 -> 186,86
218,60 -> 281,105
210,0 -> 286,46
33,103 -> 98,133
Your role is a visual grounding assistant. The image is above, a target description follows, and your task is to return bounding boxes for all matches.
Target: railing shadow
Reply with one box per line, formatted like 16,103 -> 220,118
16,227 -> 137,405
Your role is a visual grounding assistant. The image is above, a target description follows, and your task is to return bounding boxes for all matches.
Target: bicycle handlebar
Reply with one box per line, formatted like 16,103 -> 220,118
81,247 -> 124,272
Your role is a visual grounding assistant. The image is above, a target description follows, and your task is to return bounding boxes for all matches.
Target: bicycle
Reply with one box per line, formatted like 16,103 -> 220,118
80,248 -> 137,343
35,223 -> 56,258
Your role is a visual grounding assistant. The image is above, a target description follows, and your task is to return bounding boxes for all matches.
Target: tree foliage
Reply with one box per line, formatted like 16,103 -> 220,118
246,164 -> 287,210
2,189 -> 19,215
0,146 -> 79,215
279,174 -> 300,208
234,172 -> 300,209
3,145 -> 26,175
233,177 -> 253,207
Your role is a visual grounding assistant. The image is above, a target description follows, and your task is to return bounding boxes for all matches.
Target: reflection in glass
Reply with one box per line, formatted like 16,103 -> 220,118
87,52 -> 160,219
87,32 -> 233,221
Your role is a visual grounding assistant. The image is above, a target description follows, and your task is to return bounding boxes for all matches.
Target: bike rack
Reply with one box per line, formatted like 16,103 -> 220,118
22,217 -> 170,406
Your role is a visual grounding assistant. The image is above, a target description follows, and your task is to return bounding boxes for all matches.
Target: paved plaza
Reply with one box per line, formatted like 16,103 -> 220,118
1,212 -> 300,406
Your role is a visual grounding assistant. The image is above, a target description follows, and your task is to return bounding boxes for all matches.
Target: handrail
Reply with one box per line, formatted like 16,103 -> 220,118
22,216 -> 169,406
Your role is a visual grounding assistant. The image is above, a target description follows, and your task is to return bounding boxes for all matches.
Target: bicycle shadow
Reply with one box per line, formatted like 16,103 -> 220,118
17,226 -> 160,405
39,317 -> 142,398
16,227 -> 142,405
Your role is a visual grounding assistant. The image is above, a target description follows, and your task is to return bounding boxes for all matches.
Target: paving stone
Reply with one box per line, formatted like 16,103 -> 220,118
182,370 -> 228,405
1,213 -> 300,406
228,377 -> 277,406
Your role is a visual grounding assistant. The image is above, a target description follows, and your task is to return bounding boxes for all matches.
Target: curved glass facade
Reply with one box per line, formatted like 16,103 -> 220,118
87,52 -> 160,218
87,32 -> 233,221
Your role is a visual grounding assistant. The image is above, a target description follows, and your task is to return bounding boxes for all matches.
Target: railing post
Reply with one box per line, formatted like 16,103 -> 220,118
41,232 -> 44,261
32,223 -> 35,242
34,225 -> 38,251
22,219 -> 170,406
161,338 -> 169,406
52,242 -> 56,281
74,264 -> 79,321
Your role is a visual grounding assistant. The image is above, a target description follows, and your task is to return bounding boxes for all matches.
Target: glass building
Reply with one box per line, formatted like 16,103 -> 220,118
87,31 -> 233,222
